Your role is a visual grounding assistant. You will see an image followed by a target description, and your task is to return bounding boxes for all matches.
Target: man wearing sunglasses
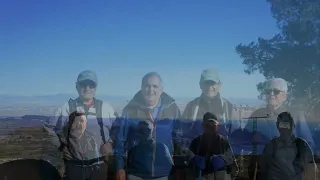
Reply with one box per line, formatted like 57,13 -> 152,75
44,70 -> 118,180
241,78 -> 315,179
259,112 -> 314,180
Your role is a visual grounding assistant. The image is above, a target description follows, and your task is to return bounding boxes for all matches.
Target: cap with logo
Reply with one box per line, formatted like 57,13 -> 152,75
77,70 -> 98,84
200,68 -> 220,84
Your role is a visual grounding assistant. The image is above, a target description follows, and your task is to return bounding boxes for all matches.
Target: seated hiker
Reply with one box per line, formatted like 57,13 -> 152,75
188,112 -> 235,180
61,111 -> 109,180
259,112 -> 315,180
126,120 -> 173,180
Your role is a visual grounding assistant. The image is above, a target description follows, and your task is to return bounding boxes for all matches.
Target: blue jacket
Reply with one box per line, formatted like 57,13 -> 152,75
127,139 -> 173,179
113,91 -> 181,178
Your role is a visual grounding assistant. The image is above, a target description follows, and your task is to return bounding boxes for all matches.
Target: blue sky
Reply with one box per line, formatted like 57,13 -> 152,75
0,0 -> 278,98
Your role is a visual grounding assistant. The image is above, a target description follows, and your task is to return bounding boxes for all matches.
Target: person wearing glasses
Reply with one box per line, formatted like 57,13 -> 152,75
241,78 -> 315,180
43,70 -> 117,179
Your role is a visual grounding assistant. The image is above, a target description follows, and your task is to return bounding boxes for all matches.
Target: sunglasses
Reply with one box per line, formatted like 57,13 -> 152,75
265,89 -> 282,95
78,81 -> 96,89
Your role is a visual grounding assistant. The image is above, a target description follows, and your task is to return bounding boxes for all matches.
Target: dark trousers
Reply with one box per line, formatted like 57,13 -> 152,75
65,163 -> 108,180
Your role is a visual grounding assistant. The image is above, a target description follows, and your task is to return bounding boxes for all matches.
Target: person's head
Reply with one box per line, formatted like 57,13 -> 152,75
76,70 -> 98,102
137,120 -> 154,140
202,112 -> 219,134
276,112 -> 295,137
199,69 -> 221,98
141,72 -> 163,106
68,111 -> 87,138
265,78 -> 287,109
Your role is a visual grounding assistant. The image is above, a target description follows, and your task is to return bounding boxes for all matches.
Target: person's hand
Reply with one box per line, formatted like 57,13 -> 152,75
191,155 -> 206,170
116,169 -> 126,180
100,142 -> 113,155
210,155 -> 225,171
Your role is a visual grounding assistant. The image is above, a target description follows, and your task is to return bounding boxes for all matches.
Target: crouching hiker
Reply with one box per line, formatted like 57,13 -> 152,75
188,112 -> 235,180
62,111 -> 111,180
259,112 -> 315,180
126,120 -> 174,180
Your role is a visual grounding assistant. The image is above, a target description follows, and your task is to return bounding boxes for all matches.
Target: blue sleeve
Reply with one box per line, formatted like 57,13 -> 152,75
113,112 -> 130,170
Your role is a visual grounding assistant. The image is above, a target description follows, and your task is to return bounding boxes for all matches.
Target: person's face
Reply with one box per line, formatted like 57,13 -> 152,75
277,121 -> 293,136
265,82 -> 287,107
76,80 -> 97,101
141,76 -> 163,106
71,115 -> 87,137
202,120 -> 219,134
200,80 -> 221,98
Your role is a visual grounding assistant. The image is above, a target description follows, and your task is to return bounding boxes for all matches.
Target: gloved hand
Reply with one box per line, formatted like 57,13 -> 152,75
210,156 -> 225,171
191,155 -> 206,170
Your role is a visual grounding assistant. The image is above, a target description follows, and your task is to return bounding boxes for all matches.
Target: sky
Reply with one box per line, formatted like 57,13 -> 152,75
0,0 -> 279,99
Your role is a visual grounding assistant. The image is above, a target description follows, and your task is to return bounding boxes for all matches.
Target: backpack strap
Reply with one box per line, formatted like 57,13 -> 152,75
95,99 -> 106,144
294,137 -> 304,159
271,138 -> 278,158
68,98 -> 77,114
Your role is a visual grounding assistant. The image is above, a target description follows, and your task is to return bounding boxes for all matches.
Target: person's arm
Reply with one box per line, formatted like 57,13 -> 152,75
295,111 -> 316,151
101,103 -> 118,144
113,111 -> 130,171
43,104 -> 69,148
214,140 -> 234,166
295,139 -> 314,171
259,142 -> 272,179
227,103 -> 241,135
181,102 -> 192,121
172,105 -> 183,154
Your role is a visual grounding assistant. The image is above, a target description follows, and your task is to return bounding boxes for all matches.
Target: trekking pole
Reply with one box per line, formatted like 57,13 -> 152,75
253,162 -> 258,180
196,169 -> 202,180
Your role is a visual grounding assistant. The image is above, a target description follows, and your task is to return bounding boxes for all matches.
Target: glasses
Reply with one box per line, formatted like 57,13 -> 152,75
265,89 -> 282,95
278,122 -> 291,129
78,82 -> 96,89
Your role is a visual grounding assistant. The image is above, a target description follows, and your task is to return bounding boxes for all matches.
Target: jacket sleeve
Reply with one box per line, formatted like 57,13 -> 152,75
217,139 -> 235,166
294,111 -> 316,151
101,103 -> 118,143
113,111 -> 130,171
181,101 -> 193,121
43,104 -> 69,148
259,142 -> 272,179
295,139 -> 315,170
172,104 -> 184,155
227,103 -> 241,135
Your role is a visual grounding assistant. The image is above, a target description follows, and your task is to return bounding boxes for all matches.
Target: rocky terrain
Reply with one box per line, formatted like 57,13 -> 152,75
0,119 -> 64,173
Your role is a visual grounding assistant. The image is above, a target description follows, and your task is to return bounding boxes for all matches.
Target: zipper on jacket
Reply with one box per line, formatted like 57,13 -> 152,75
152,122 -> 156,177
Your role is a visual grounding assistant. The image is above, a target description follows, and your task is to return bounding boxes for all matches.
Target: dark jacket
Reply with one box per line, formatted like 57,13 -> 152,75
260,136 -> 314,180
240,104 -> 316,180
189,133 -> 235,176
127,139 -> 174,179
113,91 -> 181,178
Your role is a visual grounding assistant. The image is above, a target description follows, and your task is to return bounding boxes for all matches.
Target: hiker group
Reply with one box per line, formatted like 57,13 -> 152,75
44,69 -> 317,180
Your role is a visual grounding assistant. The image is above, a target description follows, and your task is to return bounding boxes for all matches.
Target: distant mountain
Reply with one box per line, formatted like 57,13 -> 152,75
0,94 -> 263,108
